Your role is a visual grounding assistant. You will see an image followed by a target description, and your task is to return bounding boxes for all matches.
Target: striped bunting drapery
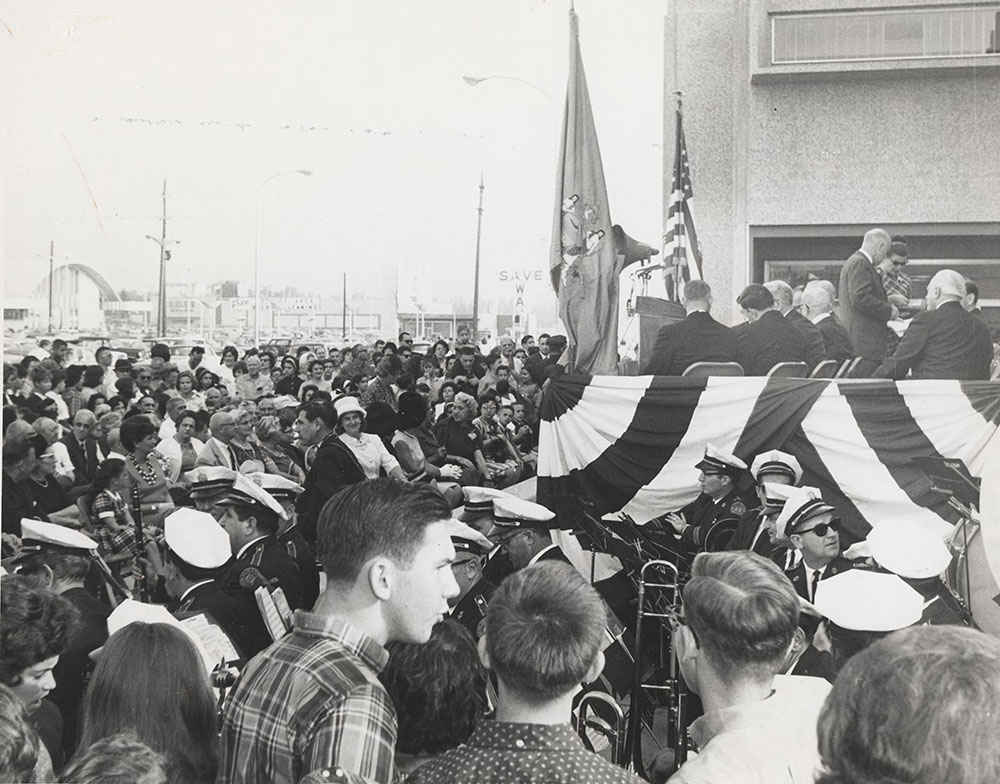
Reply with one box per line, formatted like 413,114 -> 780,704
536,375 -> 1000,545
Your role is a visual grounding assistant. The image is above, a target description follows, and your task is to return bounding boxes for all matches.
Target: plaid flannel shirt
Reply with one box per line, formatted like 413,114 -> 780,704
218,611 -> 395,784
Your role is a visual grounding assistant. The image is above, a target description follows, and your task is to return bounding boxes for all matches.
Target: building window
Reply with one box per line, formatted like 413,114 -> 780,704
772,6 -> 1000,64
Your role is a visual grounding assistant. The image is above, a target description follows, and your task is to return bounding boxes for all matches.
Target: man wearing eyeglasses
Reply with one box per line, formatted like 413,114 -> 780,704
447,529 -> 496,641
775,488 -> 853,607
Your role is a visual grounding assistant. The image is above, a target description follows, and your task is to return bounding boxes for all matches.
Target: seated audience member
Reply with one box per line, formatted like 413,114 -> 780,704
765,280 -> 827,370
155,408 -> 203,483
873,268 -> 993,380
78,622 -> 218,784
392,392 -> 462,505
61,409 -> 104,498
0,575 -> 80,776
407,562 -> 643,784
380,620 -> 488,778
472,395 -> 524,489
60,733 -> 167,784
801,283 -> 854,365
361,356 -> 402,411
644,280 -> 738,375
433,392 -> 489,486
658,551 -> 831,784
335,396 -> 405,482
219,480 -> 461,784
735,284 -> 808,376
816,626 -> 1000,784
0,683 -> 43,783
24,435 -> 79,525
812,568 -> 923,676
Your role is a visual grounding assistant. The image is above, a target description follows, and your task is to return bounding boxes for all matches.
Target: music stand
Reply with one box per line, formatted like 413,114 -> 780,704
911,455 -> 981,616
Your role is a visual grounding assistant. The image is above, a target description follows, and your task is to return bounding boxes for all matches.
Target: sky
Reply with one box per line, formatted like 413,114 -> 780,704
2,0 -> 668,322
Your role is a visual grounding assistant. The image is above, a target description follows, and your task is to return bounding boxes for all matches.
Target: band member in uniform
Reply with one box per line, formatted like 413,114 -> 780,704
813,569 -> 923,675
448,530 -> 496,641
213,473 -> 304,610
775,488 -> 854,610
487,497 -> 570,571
251,472 -> 320,611
184,465 -> 238,514
728,450 -> 802,555
12,520 -> 110,761
458,486 -> 515,586
655,444 -> 754,554
865,519 -> 971,627
152,507 -> 272,660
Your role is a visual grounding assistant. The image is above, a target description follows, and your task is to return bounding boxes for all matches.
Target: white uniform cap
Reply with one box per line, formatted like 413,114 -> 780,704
749,450 -> 802,484
695,443 -> 748,475
164,508 -> 232,569
184,466 -> 239,498
814,569 -> 923,632
489,496 -> 556,533
458,486 -> 512,522
214,472 -> 288,520
273,395 -> 300,410
866,520 -> 952,579
20,520 -> 98,552
774,486 -> 831,541
245,472 -> 304,500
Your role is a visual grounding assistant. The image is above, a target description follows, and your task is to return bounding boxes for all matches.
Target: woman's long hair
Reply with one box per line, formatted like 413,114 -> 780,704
78,623 -> 218,784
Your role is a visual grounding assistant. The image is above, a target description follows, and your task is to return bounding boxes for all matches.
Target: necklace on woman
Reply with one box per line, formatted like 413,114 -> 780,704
129,452 -> 157,485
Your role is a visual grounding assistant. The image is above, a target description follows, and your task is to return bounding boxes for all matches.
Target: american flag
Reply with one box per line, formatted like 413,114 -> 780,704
663,106 -> 703,302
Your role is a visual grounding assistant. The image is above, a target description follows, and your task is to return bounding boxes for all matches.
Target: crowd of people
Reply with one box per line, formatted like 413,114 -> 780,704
2,232 -> 999,784
644,230 -> 997,381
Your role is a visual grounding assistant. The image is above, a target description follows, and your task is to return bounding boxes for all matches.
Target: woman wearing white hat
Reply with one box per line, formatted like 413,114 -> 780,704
335,397 -> 405,482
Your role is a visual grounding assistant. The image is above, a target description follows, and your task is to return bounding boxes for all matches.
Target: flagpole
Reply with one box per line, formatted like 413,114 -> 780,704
672,92 -> 683,301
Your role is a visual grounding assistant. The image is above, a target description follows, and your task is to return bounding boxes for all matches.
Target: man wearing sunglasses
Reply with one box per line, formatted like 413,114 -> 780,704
775,488 -> 853,606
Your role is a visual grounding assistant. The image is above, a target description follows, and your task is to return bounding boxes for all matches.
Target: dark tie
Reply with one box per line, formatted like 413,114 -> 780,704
810,569 -> 822,602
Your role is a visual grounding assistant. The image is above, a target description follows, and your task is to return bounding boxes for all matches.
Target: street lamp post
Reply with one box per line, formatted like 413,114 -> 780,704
254,169 -> 312,347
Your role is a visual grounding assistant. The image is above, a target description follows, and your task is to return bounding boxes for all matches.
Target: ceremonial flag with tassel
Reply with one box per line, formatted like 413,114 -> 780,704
549,6 -> 621,376
663,102 -> 703,302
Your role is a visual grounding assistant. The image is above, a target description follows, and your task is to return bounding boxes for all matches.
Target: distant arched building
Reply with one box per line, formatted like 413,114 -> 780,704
30,263 -> 121,331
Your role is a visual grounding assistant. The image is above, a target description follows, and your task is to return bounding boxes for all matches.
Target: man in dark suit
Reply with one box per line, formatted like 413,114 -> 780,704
802,284 -> 854,365
61,409 -> 104,498
766,280 -> 827,371
643,279 -> 738,375
735,284 -> 809,375
295,400 -> 365,546
874,269 -> 993,380
488,495 -> 572,571
963,280 -> 986,322
838,228 -> 899,377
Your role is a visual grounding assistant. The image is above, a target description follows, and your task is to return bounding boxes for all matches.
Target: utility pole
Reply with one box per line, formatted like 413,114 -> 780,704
342,273 -> 347,340
472,172 -> 484,341
157,180 -> 167,335
145,180 -> 179,337
48,241 -> 54,332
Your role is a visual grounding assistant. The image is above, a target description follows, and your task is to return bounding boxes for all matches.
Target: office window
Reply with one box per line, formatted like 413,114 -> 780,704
772,6 -> 1000,64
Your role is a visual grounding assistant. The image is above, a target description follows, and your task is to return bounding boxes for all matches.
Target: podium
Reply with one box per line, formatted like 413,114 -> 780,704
633,296 -> 686,372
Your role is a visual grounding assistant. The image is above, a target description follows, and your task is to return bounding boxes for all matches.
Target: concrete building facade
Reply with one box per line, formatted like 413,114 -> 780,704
665,0 -> 1000,327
